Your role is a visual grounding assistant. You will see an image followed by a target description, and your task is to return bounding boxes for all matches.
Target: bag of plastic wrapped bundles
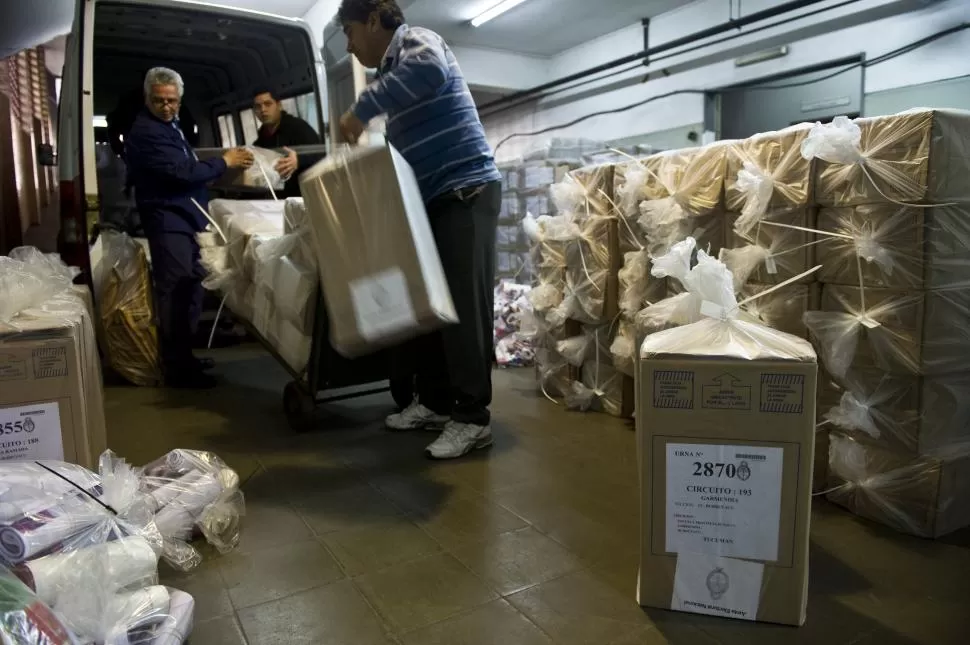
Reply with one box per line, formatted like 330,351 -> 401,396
0,566 -> 78,644
138,449 -> 245,556
0,448 -> 241,643
94,230 -> 163,387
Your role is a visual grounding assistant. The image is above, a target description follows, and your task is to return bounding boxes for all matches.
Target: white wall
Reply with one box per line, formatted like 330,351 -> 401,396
485,0 -> 970,159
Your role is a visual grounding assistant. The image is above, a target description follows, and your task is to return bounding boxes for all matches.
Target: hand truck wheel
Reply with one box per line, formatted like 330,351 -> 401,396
283,380 -> 316,433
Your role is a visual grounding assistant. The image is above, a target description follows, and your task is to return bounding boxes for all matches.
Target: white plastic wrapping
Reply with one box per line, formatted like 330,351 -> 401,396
0,248 -> 80,326
826,431 -> 970,538
819,368 -> 970,456
722,209 -> 816,287
816,203 -> 970,289
804,109 -> 970,207
244,147 -> 285,192
725,124 -> 814,234
640,245 -> 813,361
139,449 -> 244,558
804,285 -> 970,378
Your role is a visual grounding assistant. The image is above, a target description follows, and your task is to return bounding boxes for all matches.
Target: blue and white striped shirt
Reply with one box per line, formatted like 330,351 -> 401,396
352,24 -> 501,202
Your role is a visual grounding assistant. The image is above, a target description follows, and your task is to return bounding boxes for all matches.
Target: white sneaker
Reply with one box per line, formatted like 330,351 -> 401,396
426,421 -> 493,460
386,401 -> 449,431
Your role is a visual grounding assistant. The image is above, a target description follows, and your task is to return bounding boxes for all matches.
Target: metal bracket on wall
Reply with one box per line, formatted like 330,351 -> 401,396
641,18 -> 650,67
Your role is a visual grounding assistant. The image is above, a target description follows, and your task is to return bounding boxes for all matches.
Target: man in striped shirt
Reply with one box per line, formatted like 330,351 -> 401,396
338,0 -> 503,460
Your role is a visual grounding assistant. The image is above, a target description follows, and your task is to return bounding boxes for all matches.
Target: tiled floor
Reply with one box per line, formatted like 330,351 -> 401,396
104,346 -> 970,645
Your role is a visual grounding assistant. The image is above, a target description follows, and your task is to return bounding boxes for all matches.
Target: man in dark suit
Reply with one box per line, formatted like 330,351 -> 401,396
126,67 -> 253,388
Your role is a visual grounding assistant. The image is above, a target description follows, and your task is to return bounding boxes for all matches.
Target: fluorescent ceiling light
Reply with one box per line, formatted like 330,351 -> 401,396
471,0 -> 530,28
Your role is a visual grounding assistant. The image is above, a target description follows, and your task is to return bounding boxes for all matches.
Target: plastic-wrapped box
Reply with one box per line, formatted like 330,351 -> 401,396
819,368 -> 970,456
299,142 -> 457,357
637,142 -> 729,213
739,283 -> 817,340
636,247 -> 816,626
0,250 -> 108,469
803,109 -> 970,207
805,284 -> 970,378
618,250 -> 667,320
722,208 -> 816,286
827,432 -> 970,538
816,203 -> 970,289
725,124 -> 814,230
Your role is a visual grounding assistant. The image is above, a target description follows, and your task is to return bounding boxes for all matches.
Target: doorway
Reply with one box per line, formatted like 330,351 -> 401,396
709,56 -> 865,139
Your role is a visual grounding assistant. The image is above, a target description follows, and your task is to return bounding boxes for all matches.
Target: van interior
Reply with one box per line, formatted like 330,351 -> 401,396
91,1 -> 324,231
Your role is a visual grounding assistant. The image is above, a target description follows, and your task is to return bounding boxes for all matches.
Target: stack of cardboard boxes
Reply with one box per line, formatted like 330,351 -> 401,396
802,109 -> 970,538
201,198 -> 319,374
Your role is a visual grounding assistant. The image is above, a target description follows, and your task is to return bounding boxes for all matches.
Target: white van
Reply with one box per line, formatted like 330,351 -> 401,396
56,0 -> 328,279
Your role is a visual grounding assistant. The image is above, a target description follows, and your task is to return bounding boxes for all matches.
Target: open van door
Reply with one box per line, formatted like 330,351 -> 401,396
56,0 -> 96,283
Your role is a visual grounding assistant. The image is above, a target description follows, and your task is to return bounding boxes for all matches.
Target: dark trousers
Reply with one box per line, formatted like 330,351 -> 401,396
400,181 -> 501,426
147,231 -> 205,377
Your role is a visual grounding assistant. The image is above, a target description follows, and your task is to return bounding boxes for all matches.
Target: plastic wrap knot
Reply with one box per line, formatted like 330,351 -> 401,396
719,245 -> 773,291
617,166 -> 648,215
825,391 -> 880,439
855,229 -> 895,276
800,116 -> 865,166
734,161 -> 775,235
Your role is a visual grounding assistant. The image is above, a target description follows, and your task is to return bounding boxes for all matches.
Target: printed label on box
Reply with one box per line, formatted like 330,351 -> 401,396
0,354 -> 27,381
349,267 -> 417,342
672,554 -> 764,621
702,374 -> 751,411
654,371 -> 694,409
32,348 -> 67,379
760,374 -> 805,414
0,402 -> 64,462
665,443 -> 783,562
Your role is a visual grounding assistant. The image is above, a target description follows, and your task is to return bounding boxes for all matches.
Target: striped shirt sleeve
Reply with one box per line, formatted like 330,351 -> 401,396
352,31 -> 451,124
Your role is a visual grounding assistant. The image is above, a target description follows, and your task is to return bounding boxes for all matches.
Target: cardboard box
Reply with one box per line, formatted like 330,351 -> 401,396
739,283 -> 818,340
816,204 -> 970,290
817,367 -> 970,456
725,125 -> 814,214
0,294 -> 107,470
827,432 -> 970,538
299,143 -> 457,357
814,284 -> 970,376
724,208 -> 817,285
637,330 -> 816,625
813,109 -> 970,208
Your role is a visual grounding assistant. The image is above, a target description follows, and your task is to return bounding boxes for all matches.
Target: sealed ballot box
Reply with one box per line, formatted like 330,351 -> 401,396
299,141 -> 457,357
635,250 -> 816,626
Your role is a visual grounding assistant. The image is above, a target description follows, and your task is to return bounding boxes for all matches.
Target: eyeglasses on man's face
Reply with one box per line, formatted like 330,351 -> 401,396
150,96 -> 181,107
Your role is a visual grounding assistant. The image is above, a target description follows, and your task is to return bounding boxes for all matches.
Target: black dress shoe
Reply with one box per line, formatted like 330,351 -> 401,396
194,357 -> 216,371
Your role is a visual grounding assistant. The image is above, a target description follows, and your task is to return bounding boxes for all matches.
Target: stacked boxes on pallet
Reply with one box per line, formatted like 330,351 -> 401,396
798,109 -> 970,538
604,143 -> 733,418
717,126 -> 826,490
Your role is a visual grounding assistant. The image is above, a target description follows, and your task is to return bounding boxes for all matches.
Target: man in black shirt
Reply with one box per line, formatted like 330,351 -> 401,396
251,87 -> 323,198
